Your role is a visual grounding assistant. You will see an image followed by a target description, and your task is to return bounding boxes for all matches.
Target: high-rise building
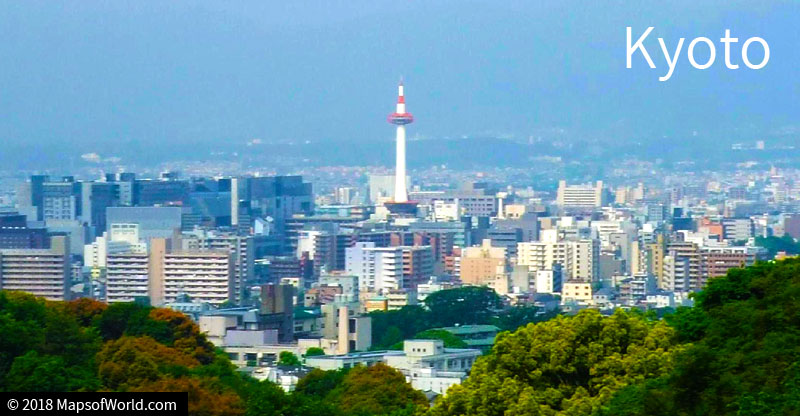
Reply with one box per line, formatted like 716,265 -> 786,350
106,252 -> 150,303
161,250 -> 233,306
42,178 -> 81,221
133,178 -> 190,207
296,227 -> 354,277
106,238 -> 233,306
81,182 -> 119,232
0,235 -> 70,300
259,284 -> 295,343
181,230 -> 255,305
721,218 -> 754,241
517,229 -> 599,283
106,206 -> 183,240
235,176 -> 313,231
534,266 -> 563,294
346,242 -> 404,294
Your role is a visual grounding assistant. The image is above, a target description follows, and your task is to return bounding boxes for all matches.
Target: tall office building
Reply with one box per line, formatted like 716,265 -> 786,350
133,178 -> 190,206
106,206 -> 182,240
235,176 -> 313,231
42,178 -> 81,221
81,182 -> 119,231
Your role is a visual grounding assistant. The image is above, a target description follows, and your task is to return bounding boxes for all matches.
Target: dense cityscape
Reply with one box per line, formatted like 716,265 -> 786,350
1,79 -> 799,415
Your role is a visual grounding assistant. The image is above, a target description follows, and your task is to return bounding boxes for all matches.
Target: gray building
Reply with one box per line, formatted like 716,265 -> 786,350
106,206 -> 183,240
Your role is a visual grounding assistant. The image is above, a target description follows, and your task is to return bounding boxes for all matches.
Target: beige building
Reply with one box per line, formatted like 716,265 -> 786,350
321,302 -> 372,354
460,239 -> 507,288
0,235 -> 71,300
562,280 -> 593,304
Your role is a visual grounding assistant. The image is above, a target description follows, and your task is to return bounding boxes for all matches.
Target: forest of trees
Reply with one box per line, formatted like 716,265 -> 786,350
429,258 -> 800,416
2,257 -> 800,415
0,293 -> 428,416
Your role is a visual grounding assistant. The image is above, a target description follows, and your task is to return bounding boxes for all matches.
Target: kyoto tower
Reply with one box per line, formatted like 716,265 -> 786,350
385,81 -> 418,215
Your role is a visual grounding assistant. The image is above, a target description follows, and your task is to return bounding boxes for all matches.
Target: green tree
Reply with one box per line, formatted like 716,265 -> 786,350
243,379 -> 290,416
754,235 -> 800,257
95,302 -> 171,343
608,259 -> 800,416
0,292 -> 101,391
5,351 -> 98,392
491,305 -> 559,332
149,308 -> 216,364
295,368 -> 349,398
370,305 -> 431,349
429,309 -> 681,416
277,351 -> 302,367
303,347 -> 325,357
96,336 -> 200,390
424,286 -> 503,327
329,363 -> 427,416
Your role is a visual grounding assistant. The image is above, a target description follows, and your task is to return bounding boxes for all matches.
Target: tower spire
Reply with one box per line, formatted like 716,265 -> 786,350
387,81 -> 415,206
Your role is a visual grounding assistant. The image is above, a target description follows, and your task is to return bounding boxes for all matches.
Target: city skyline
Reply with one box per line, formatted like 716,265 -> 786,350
1,2 -> 799,413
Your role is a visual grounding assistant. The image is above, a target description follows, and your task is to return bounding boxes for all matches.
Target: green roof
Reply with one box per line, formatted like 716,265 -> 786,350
436,325 -> 500,335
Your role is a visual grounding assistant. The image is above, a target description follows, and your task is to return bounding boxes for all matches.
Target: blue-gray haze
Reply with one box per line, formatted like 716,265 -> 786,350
0,1 -> 797,167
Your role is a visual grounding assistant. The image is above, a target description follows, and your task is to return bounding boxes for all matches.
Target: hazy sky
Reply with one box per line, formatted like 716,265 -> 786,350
0,0 -> 797,153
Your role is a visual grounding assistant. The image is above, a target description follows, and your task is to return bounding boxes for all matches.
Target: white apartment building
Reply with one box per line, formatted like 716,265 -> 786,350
106,252 -> 150,303
105,238 -> 234,306
346,242 -> 403,294
517,229 -> 598,283
162,251 -> 233,305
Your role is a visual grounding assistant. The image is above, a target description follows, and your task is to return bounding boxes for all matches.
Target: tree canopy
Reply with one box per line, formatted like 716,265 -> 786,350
0,291 -> 430,416
602,258 -> 800,416
754,235 -> 800,257
424,286 -> 504,327
429,309 -> 681,416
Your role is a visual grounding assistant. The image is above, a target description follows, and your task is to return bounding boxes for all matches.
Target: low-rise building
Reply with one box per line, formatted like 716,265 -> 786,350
305,339 -> 481,395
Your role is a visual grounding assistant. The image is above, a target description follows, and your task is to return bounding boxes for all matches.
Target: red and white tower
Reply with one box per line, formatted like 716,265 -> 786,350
387,81 -> 414,206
